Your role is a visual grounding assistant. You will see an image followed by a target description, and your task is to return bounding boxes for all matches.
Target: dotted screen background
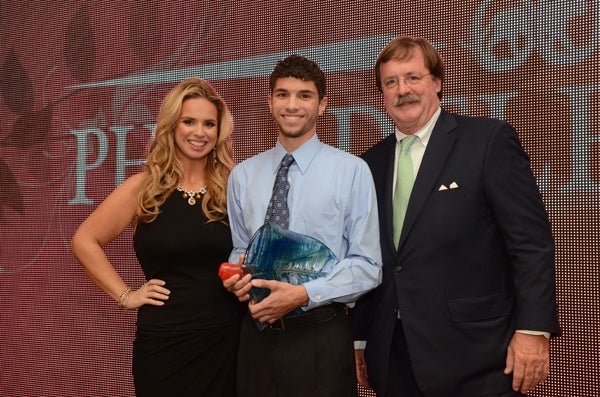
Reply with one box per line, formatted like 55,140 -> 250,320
0,1 -> 597,396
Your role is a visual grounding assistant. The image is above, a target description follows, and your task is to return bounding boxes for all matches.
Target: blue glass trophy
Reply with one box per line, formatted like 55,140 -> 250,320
244,222 -> 338,329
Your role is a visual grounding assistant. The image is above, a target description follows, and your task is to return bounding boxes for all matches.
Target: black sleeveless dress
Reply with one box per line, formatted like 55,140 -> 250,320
132,192 -> 244,397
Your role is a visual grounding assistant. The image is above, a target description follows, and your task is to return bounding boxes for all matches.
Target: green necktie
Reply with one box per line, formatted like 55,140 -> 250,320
393,135 -> 418,248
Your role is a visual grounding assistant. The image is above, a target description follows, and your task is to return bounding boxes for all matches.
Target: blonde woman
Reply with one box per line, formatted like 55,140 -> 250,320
72,78 -> 244,396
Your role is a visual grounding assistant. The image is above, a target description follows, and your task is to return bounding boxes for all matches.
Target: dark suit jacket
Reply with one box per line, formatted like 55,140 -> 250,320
352,110 -> 560,397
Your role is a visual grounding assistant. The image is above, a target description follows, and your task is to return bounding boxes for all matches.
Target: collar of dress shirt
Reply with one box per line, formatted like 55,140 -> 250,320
394,107 -> 442,148
272,133 -> 321,175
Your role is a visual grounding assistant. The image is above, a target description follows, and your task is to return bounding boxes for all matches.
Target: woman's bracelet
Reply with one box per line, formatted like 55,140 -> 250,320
118,286 -> 132,309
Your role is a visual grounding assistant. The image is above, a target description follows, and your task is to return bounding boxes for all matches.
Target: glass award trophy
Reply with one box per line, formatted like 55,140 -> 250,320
243,222 -> 338,329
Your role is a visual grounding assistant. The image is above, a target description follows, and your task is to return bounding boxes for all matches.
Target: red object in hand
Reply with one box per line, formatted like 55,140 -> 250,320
218,262 -> 246,280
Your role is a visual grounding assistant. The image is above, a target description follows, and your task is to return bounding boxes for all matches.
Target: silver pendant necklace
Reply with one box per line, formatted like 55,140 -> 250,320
176,185 -> 207,205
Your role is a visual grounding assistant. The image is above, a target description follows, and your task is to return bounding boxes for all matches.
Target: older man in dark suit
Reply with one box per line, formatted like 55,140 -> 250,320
352,36 -> 560,397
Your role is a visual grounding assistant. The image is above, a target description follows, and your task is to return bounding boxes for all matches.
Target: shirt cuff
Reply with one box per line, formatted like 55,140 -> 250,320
354,340 -> 366,349
516,330 -> 551,338
303,278 -> 328,310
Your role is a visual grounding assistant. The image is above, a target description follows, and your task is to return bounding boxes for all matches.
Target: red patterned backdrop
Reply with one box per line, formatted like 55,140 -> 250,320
1,1 -> 598,396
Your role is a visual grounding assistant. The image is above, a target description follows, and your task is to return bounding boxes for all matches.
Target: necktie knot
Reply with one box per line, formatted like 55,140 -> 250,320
280,153 -> 295,169
401,135 -> 418,152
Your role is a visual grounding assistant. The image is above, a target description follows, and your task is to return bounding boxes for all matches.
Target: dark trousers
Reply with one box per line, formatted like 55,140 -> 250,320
385,320 -> 425,397
236,304 -> 357,397
387,320 -> 526,397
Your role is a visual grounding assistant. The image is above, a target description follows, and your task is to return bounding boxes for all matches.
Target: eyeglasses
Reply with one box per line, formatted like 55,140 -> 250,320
382,73 -> 432,90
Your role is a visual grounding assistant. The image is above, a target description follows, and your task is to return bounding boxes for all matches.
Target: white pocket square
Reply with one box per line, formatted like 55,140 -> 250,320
449,181 -> 459,189
438,184 -> 448,191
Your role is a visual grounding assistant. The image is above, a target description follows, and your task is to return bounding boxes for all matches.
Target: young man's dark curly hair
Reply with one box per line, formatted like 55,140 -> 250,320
269,54 -> 326,100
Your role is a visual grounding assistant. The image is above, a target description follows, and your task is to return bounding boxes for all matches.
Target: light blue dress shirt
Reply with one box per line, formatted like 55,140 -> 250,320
227,134 -> 383,310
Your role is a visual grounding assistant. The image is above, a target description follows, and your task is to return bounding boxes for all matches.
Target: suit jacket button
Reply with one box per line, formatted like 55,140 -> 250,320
394,265 -> 403,272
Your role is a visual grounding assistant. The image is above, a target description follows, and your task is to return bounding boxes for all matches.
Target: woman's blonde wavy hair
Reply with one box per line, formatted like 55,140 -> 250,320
136,77 -> 234,224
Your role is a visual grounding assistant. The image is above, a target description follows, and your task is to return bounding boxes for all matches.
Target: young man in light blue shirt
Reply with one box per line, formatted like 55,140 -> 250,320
223,54 -> 382,397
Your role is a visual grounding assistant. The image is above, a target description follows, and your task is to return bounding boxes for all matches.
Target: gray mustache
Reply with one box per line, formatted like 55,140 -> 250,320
393,94 -> 420,106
